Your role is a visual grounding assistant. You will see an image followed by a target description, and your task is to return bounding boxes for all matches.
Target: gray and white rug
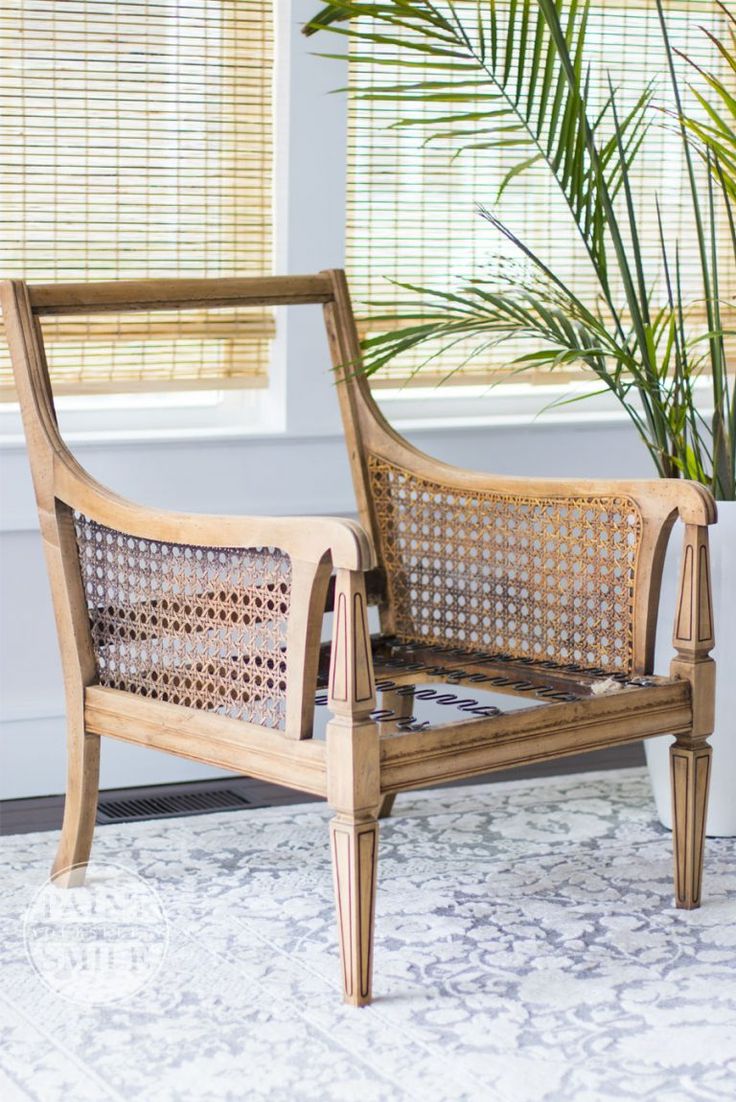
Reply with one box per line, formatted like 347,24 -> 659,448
1,767 -> 735,1102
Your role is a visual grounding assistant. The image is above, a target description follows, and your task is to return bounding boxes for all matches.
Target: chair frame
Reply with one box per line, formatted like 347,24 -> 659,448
1,270 -> 716,1007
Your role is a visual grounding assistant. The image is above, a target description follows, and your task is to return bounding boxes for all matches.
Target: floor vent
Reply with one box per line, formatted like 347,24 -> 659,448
96,787 -> 251,824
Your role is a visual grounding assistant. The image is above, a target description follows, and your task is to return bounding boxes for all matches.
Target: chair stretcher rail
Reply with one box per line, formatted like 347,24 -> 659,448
85,686 -> 328,797
379,680 -> 692,792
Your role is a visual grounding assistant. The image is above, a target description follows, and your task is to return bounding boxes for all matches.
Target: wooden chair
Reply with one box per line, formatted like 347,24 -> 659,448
2,271 -> 716,1007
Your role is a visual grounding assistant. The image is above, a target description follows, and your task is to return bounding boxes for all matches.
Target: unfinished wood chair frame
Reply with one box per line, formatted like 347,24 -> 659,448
2,270 -> 716,1008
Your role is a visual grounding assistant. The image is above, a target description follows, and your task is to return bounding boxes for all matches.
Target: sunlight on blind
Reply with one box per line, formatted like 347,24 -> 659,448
346,0 -> 735,387
0,0 -> 274,396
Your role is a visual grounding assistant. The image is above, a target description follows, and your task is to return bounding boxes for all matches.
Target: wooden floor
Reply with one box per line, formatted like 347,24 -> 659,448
0,743 -> 645,836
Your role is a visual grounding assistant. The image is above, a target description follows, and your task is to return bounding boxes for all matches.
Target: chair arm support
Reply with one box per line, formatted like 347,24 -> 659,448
359,393 -> 719,526
325,568 -> 381,814
671,521 -> 716,740
49,455 -> 375,571
368,442 -> 718,527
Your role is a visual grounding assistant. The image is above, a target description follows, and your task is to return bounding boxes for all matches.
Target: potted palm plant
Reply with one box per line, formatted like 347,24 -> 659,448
306,0 -> 736,833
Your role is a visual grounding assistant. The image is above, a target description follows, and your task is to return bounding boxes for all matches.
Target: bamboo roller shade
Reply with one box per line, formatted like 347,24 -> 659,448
346,0 -> 736,388
0,0 -> 274,397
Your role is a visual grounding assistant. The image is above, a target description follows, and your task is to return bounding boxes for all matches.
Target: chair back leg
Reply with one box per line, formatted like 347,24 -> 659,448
52,709 -> 100,888
377,794 -> 396,820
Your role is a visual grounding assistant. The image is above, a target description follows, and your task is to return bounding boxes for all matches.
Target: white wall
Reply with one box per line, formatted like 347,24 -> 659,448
0,2 -> 654,798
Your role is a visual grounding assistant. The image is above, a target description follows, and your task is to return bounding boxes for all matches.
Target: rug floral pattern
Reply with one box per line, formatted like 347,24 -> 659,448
1,767 -> 735,1101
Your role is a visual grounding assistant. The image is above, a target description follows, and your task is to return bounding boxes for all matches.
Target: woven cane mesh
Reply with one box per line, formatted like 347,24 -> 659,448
367,456 -> 643,672
74,514 -> 291,728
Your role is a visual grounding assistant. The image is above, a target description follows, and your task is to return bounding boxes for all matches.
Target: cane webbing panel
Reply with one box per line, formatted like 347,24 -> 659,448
0,0 -> 274,395
74,514 -> 291,729
367,455 -> 643,672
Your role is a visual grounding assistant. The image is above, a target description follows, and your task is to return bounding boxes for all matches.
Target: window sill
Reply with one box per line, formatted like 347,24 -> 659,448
0,388 -> 285,450
0,422 -> 292,451
385,407 -> 632,434
0,383 -> 638,450
376,382 -> 629,432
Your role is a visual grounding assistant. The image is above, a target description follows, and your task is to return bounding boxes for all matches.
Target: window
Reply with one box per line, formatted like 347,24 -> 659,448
0,0 -> 274,396
346,0 -> 735,388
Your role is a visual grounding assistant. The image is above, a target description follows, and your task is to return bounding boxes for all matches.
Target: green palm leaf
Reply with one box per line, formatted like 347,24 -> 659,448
307,1 -> 735,496
308,3 -> 651,289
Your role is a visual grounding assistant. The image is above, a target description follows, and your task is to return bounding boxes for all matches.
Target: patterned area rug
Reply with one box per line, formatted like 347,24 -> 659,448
1,767 -> 735,1102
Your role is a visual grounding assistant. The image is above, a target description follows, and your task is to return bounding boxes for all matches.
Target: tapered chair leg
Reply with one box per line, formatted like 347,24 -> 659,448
326,569 -> 381,1005
378,793 -> 396,820
330,813 -> 379,1007
670,741 -> 711,909
52,720 -> 101,888
668,521 -> 716,911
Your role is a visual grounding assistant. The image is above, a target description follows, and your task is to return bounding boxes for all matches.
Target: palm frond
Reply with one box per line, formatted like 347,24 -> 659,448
307,0 -> 736,496
307,1 -> 652,304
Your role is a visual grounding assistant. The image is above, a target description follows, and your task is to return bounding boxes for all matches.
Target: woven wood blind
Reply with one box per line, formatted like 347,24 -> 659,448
346,0 -> 735,388
0,0 -> 274,396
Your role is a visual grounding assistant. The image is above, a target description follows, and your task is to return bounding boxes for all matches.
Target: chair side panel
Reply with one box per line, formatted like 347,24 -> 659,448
74,514 -> 292,729
367,454 -> 644,674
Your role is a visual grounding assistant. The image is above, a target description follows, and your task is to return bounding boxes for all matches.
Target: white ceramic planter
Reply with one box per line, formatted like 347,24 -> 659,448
645,499 -> 736,837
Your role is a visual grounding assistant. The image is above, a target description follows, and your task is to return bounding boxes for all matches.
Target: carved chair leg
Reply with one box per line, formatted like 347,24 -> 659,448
668,521 -> 716,911
326,569 -> 381,1005
378,793 -> 396,820
670,741 -> 712,909
330,813 -> 379,1007
52,719 -> 100,888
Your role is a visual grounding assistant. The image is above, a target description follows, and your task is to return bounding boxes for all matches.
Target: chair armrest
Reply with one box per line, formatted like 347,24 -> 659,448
364,437 -> 717,527
49,454 -> 375,572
